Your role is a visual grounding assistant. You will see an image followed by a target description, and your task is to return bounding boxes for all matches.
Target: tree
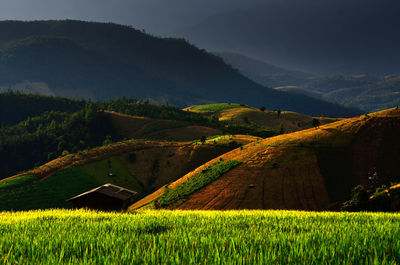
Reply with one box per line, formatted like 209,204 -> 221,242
200,136 -> 207,144
260,106 -> 266,112
312,118 -> 320,128
279,123 -> 285,134
277,109 -> 281,119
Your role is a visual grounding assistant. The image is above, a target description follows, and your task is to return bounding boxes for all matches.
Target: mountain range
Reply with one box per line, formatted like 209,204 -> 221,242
216,52 -> 400,112
0,20 -> 361,117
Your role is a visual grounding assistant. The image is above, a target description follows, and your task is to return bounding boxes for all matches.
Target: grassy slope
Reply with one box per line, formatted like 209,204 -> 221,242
0,135 -> 256,210
185,103 -> 340,133
0,167 -> 98,210
79,156 -> 143,192
1,210 -> 399,264
186,103 -> 247,113
131,108 -> 400,211
106,111 -> 222,141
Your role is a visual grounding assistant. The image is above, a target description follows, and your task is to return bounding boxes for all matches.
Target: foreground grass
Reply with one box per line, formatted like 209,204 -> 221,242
0,210 -> 399,264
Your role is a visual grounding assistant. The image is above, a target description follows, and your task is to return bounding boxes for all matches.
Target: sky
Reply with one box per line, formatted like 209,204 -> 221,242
0,0 -> 265,35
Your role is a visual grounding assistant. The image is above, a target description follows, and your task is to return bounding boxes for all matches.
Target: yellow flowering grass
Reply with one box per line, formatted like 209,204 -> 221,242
1,209 -> 400,264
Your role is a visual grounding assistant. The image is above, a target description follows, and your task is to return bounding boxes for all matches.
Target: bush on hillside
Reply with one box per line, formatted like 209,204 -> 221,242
341,185 -> 370,211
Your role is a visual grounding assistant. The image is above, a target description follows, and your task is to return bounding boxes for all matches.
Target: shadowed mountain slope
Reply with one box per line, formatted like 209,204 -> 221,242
215,52 -> 311,87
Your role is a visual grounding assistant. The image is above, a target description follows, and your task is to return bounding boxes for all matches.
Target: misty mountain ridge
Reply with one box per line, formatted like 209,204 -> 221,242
215,51 -> 400,112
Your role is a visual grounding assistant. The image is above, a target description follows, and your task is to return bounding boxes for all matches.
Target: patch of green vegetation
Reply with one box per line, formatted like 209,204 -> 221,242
340,184 -> 397,212
0,174 -> 40,190
191,103 -> 248,113
138,201 -> 157,210
79,156 -> 143,193
1,210 -> 400,264
159,160 -> 241,207
191,135 -> 232,144
0,167 -> 98,211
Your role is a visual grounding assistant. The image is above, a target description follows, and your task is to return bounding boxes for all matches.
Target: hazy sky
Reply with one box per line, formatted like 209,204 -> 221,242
0,0 -> 266,35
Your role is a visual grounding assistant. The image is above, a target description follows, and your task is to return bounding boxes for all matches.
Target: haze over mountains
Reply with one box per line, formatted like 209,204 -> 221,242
181,0 -> 400,75
1,0 -> 398,75
0,20 -> 360,117
217,52 -> 400,112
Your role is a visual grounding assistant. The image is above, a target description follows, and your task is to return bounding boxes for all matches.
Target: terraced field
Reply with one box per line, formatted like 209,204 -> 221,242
0,136 -> 254,211
185,103 -> 340,133
132,108 -> 400,210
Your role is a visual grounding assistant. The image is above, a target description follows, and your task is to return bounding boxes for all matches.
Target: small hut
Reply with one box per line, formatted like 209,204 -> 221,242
67,184 -> 137,211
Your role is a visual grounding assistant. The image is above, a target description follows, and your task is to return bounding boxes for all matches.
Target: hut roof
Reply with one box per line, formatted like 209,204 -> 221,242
68,183 -> 137,201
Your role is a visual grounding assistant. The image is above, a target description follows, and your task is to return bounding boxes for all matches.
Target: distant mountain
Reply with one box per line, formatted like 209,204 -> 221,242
0,20 -> 361,117
180,0 -> 400,75
324,76 -> 400,112
214,52 -> 311,87
279,75 -> 400,112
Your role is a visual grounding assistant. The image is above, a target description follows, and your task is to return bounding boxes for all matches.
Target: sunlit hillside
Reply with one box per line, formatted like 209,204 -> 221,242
185,103 -> 340,133
0,135 -> 256,211
131,108 -> 400,210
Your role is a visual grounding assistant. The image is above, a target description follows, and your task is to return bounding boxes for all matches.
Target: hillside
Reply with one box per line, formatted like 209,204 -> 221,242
325,76 -> 400,112
215,52 -> 311,87
0,135 -> 258,211
0,93 -> 279,180
106,111 -> 221,142
185,103 -> 340,133
0,106 -> 118,179
0,20 -> 361,117
131,108 -> 400,210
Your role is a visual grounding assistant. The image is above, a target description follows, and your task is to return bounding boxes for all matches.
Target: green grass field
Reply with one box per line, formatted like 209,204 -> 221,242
1,210 -> 399,264
190,103 -> 248,113
0,167 -> 98,211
